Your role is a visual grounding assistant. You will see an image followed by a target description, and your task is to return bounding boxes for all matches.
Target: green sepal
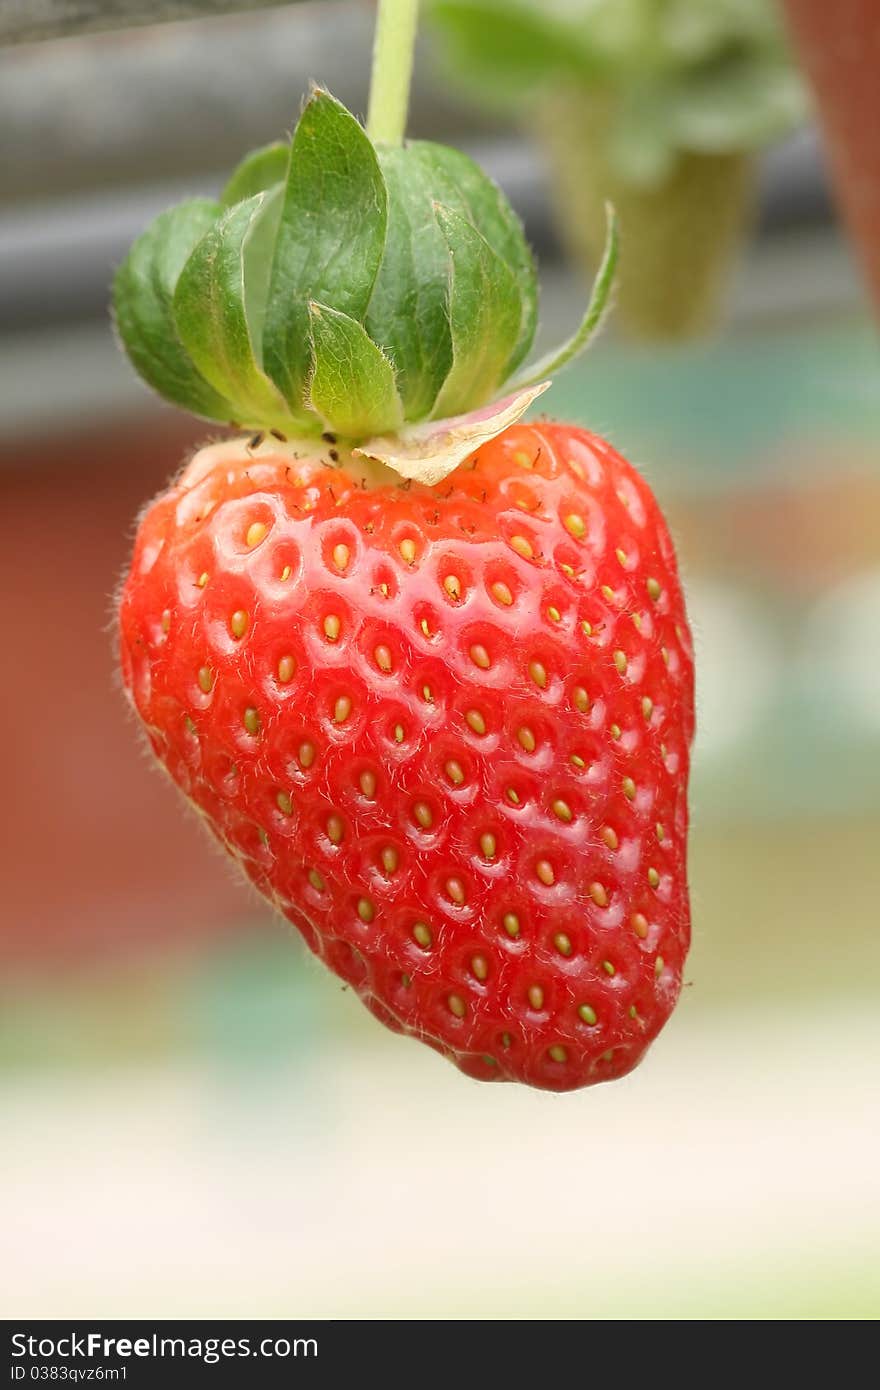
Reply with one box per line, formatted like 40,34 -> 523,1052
430,205 -> 524,419
263,89 -> 388,412
220,141 -> 291,208
112,87 -> 606,459
511,204 -> 619,389
415,142 -> 537,376
367,141 -> 537,420
113,199 -> 234,422
355,381 -> 550,487
365,147 -> 455,422
307,302 -> 403,438
172,190 -> 310,433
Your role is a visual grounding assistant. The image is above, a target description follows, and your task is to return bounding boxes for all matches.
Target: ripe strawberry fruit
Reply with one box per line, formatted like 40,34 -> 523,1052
113,83 -> 694,1089
119,423 -> 693,1090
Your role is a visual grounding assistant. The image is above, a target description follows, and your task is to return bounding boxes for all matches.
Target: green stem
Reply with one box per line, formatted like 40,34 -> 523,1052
366,0 -> 420,145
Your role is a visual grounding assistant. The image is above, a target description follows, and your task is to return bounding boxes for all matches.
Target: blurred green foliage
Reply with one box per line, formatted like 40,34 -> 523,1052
429,0 -> 806,185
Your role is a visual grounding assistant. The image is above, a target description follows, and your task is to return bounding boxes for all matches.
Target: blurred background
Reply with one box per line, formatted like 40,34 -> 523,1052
2,0 -> 878,1320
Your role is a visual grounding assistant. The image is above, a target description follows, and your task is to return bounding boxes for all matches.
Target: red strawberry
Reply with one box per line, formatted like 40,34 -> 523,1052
118,421 -> 693,1090
112,65 -> 695,1090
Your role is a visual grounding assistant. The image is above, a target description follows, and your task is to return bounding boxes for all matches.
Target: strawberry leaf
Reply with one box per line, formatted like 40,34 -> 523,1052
607,83 -> 679,187
430,205 -> 523,420
429,0 -> 806,172
262,89 -> 388,413
307,302 -> 403,437
220,140 -> 290,208
173,190 -> 308,433
670,58 -> 808,152
427,0 -> 606,101
113,199 -> 233,422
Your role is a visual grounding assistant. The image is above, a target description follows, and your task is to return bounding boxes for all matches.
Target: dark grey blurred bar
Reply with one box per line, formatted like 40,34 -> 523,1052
0,0 -> 296,46
0,7 -> 485,206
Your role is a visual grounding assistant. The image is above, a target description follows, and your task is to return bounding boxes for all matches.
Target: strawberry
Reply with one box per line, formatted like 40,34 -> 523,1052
112,40 -> 694,1089
119,424 -> 692,1091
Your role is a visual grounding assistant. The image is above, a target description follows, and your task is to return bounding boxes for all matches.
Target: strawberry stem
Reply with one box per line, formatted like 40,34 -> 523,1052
366,0 -> 420,146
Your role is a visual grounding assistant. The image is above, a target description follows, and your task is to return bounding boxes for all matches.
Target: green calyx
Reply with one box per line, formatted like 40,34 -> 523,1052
113,88 -> 615,450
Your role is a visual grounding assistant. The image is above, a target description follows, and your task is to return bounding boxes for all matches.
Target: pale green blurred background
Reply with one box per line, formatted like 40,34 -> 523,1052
1,1 -> 878,1320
